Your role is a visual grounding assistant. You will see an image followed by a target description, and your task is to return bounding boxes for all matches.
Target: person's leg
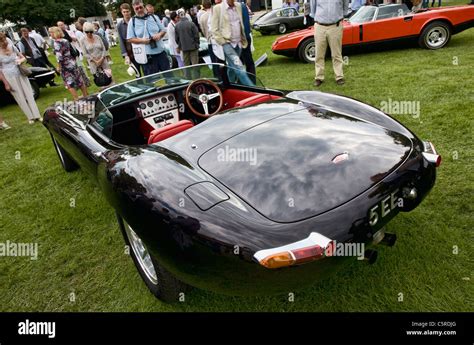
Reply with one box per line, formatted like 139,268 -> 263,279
156,52 -> 170,72
183,51 -> 191,66
190,49 -> 199,65
327,23 -> 344,82
68,87 -> 79,101
19,75 -> 41,120
314,24 -> 328,82
222,44 -> 254,86
142,60 -> 152,76
240,37 -> 256,84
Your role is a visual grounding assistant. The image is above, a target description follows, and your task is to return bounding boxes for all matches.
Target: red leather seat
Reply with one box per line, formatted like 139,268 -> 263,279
148,120 -> 194,144
234,94 -> 282,107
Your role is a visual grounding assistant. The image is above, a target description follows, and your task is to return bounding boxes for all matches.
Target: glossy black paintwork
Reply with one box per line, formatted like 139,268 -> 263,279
43,78 -> 436,295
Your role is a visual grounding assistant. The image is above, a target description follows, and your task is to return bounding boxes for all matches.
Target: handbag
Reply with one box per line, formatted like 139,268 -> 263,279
131,18 -> 148,64
18,63 -> 32,77
69,43 -> 80,58
93,68 -> 112,87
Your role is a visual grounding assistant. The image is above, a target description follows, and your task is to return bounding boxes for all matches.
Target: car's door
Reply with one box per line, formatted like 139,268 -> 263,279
358,5 -> 415,44
53,99 -> 119,178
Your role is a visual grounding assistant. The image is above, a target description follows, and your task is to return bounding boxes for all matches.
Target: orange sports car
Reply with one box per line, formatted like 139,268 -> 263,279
271,3 -> 474,63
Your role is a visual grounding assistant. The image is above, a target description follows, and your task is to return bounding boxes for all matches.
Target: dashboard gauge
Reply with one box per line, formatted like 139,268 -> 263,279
147,101 -> 154,108
139,103 -> 146,109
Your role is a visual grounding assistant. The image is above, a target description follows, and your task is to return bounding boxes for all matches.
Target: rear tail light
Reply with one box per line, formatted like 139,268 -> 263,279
254,233 -> 334,269
422,141 -> 441,167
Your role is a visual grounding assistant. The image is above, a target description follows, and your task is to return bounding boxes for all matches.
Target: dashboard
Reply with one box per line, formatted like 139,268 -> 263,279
135,93 -> 180,130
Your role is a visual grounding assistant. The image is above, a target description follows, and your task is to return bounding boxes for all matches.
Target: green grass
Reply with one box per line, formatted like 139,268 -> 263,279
0,19 -> 473,311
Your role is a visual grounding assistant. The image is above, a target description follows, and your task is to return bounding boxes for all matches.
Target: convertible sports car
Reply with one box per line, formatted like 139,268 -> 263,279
43,64 -> 440,301
253,7 -> 306,34
272,3 -> 474,63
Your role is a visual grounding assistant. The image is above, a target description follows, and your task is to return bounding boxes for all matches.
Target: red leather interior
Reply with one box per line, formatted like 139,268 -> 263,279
221,89 -> 261,109
235,94 -> 282,107
148,120 -> 194,144
139,120 -> 155,140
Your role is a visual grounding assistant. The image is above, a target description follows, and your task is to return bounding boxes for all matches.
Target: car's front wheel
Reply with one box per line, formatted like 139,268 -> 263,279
51,134 -> 79,172
117,215 -> 189,302
419,21 -> 451,50
298,38 -> 315,63
278,23 -> 287,34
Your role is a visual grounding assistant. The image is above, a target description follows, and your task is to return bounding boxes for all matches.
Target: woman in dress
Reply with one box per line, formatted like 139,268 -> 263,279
49,26 -> 88,101
80,22 -> 113,87
0,33 -> 41,124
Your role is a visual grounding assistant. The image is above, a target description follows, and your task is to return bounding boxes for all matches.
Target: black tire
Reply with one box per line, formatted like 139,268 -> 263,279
418,21 -> 451,50
298,38 -> 315,63
117,215 -> 190,302
277,23 -> 287,34
167,54 -> 178,69
50,134 -> 79,172
30,80 -> 40,99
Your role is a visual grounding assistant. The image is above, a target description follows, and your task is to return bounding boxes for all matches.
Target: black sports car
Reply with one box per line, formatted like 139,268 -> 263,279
253,7 -> 306,35
43,64 -> 440,302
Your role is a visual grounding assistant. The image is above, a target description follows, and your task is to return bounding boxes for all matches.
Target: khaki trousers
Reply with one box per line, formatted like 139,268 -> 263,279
4,73 -> 41,121
183,50 -> 199,66
314,22 -> 344,81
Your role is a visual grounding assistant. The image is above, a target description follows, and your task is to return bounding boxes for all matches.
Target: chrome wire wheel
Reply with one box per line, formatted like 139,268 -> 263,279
305,42 -> 316,62
124,221 -> 158,285
425,26 -> 448,49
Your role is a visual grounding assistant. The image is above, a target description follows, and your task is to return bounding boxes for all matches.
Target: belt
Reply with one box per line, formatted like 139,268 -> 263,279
316,20 -> 342,26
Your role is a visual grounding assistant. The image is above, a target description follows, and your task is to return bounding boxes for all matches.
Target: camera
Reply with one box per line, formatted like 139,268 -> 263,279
149,40 -> 157,49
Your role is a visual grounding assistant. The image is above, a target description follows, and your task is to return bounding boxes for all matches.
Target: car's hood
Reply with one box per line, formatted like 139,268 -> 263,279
198,107 -> 412,223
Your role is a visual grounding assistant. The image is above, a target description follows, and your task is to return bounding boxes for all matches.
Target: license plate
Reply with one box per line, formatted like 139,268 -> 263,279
368,188 -> 403,227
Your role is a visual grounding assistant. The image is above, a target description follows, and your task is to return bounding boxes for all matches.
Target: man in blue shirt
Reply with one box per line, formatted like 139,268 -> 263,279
350,0 -> 365,14
127,0 -> 169,76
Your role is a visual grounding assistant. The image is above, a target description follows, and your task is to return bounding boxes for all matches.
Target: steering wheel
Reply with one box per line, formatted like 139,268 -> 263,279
185,79 -> 223,118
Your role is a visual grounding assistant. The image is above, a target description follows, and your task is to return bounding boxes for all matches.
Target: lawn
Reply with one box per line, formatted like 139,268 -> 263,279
0,10 -> 473,311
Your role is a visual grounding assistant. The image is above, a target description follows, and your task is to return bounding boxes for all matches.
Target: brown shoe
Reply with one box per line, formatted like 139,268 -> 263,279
336,78 -> 345,85
314,79 -> 323,87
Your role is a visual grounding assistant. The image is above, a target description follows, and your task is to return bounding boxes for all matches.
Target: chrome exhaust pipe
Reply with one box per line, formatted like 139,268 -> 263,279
364,249 -> 378,264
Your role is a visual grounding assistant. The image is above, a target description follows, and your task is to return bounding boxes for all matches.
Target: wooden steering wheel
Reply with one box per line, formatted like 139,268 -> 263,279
185,79 -> 223,118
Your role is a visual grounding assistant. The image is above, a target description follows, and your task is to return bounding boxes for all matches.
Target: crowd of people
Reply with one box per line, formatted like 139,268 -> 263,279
116,0 -> 255,84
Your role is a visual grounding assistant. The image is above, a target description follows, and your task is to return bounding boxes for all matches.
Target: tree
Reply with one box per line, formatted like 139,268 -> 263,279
0,0 -> 107,27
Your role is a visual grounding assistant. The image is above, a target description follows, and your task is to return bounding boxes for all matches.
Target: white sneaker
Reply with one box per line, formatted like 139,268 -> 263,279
0,122 -> 11,130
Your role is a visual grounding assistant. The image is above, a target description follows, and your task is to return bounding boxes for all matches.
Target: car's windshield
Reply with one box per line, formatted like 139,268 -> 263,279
349,6 -> 377,23
99,63 -> 264,108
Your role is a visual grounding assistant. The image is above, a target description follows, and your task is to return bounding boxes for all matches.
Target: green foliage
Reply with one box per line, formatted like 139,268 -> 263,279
0,0 -> 107,27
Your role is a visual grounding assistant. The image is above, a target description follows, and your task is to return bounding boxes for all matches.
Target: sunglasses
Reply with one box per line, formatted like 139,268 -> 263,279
85,31 -> 93,34
134,5 -> 144,9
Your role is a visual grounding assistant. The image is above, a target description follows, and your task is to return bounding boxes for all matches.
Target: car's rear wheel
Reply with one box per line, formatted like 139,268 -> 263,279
30,80 -> 40,99
117,215 -> 189,302
419,21 -> 451,50
298,38 -> 315,63
278,23 -> 287,34
50,134 -> 79,172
